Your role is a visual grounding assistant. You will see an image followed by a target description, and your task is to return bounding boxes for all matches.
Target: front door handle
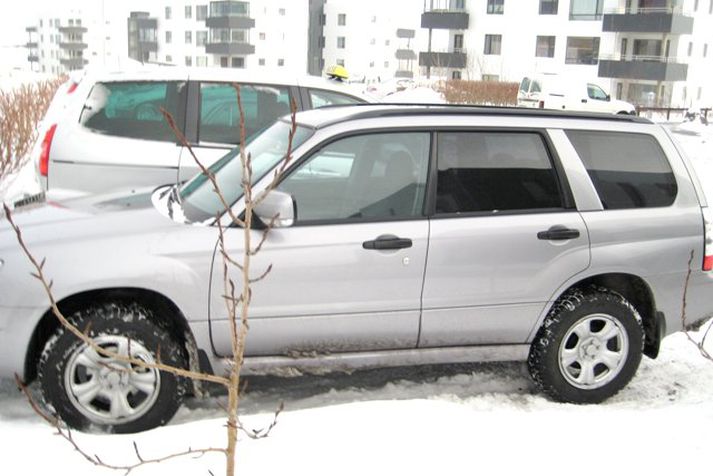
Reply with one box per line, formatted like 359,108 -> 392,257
363,234 -> 413,250
537,226 -> 580,241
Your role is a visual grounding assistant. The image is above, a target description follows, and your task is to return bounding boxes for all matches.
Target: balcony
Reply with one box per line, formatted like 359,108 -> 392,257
598,56 -> 688,82
396,28 -> 415,39
58,26 -> 88,34
60,57 -> 88,69
205,42 -> 255,55
137,41 -> 158,52
395,70 -> 414,78
59,42 -> 88,50
27,54 -> 39,62
421,11 -> 469,30
206,16 -> 255,29
26,41 -> 38,49
395,49 -> 417,60
602,12 -> 693,34
25,26 -> 37,33
419,51 -> 467,69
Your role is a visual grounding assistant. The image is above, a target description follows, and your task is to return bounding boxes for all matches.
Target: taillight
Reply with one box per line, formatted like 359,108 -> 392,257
66,81 -> 79,94
39,124 -> 57,177
538,100 -> 545,109
703,207 -> 713,271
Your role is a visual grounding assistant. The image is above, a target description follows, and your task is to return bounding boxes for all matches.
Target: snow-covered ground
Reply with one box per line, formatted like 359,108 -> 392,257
2,119 -> 713,476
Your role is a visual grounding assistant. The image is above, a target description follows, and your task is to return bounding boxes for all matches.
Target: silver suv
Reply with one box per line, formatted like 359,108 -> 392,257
2,105 -> 712,433
32,67 -> 369,197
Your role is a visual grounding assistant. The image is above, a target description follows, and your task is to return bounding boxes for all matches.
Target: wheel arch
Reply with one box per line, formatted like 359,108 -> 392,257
536,273 -> 662,359
24,287 -> 203,383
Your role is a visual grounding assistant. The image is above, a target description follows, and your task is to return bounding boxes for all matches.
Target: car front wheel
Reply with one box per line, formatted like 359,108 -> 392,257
38,302 -> 187,433
528,286 -> 644,403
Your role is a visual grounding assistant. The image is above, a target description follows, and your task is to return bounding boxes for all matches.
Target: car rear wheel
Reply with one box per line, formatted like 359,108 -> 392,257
528,286 -> 644,403
38,302 -> 187,433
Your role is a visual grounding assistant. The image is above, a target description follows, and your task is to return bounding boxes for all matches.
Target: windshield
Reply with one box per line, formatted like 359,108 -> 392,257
179,120 -> 313,222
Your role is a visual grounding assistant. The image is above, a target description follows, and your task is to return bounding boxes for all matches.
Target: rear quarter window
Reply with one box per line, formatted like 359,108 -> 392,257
565,130 -> 677,209
79,81 -> 186,142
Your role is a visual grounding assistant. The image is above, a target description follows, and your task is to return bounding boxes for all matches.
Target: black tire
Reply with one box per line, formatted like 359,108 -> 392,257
38,302 -> 187,433
528,286 -> 644,403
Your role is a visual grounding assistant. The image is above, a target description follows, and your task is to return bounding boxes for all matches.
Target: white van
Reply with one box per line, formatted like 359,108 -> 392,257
518,74 -> 635,115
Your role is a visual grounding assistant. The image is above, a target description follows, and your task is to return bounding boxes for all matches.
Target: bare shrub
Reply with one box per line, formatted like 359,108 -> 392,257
439,79 -> 518,106
0,78 -> 65,180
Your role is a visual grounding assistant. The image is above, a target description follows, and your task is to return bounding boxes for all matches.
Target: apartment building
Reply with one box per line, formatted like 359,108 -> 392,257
417,0 -> 713,106
128,0 -> 312,72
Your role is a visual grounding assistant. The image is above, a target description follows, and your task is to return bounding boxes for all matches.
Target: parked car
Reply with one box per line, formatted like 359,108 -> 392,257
32,67 -> 371,197
2,105 -> 712,433
518,74 -> 636,115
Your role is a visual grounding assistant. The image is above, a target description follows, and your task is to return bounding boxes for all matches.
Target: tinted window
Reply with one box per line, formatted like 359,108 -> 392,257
436,132 -> 563,214
565,130 -> 677,209
80,81 -> 186,141
279,132 -> 430,223
199,82 -> 291,144
309,88 -> 363,108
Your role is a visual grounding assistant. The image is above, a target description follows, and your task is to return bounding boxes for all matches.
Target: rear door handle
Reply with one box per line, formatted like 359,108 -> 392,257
537,226 -> 580,241
363,234 -> 413,250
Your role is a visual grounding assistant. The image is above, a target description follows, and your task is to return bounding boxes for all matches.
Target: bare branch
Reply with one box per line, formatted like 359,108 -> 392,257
237,401 -> 284,440
680,249 -> 713,362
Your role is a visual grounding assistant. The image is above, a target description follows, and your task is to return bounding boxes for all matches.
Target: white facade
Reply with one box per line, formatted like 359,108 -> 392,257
151,0 -> 310,73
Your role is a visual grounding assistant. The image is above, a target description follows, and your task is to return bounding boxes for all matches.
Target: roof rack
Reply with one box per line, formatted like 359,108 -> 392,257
313,103 -> 652,128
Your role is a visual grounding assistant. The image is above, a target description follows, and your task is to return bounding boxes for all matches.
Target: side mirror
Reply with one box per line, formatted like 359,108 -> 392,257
606,94 -> 611,101
253,190 -> 295,228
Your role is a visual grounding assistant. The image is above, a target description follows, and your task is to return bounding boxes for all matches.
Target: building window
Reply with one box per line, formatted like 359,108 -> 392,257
452,70 -> 462,79
616,82 -> 623,100
569,0 -> 603,20
337,36 -> 345,48
321,14 -> 326,26
710,0 -> 713,14
454,34 -> 464,52
185,56 -> 192,66
633,39 -> 662,59
539,0 -> 558,14
384,60 -> 390,67
165,6 -> 172,20
369,61 -> 375,67
185,31 -> 192,44
185,5 -> 192,19
536,36 -> 555,57
210,29 -> 248,43
279,8 -> 285,15
166,55 -> 172,62
370,38 -> 375,45
385,39 -> 390,46
487,0 -> 504,14
455,0 -> 466,9
197,5 -> 208,21
197,56 -> 208,67
259,58 -> 265,65
210,2 -> 249,17
694,0 -> 699,10
166,31 -> 172,44
277,58 -> 284,66
688,41 -> 693,56
232,57 -> 244,68
259,32 -> 266,40
698,87 -> 703,100
337,58 -> 345,66
705,44 -> 708,57
484,34 -> 502,55
565,36 -> 600,64
319,36 -> 325,47
371,15 -> 377,22
197,31 -> 208,46
338,13 -> 346,26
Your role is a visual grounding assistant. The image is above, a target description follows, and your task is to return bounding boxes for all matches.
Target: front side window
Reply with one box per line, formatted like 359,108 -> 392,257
587,83 -> 608,100
199,82 -> 291,144
80,81 -> 186,142
435,132 -> 564,214
565,130 -> 677,209
278,132 -> 430,223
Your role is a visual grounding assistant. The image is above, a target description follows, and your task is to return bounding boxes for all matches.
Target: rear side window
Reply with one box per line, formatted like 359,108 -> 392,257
199,82 -> 291,144
80,81 -> 186,142
436,131 -> 564,214
309,88 -> 363,108
565,130 -> 677,209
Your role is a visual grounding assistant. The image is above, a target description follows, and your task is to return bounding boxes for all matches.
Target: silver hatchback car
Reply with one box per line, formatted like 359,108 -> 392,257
2,105 -> 712,433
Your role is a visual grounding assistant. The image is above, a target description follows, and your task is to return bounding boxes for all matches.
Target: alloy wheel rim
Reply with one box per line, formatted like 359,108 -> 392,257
64,335 -> 160,425
558,313 -> 629,390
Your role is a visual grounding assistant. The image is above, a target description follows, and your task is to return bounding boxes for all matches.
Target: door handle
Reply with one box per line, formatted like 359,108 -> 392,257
363,234 -> 413,250
537,226 -> 580,241
581,99 -> 588,103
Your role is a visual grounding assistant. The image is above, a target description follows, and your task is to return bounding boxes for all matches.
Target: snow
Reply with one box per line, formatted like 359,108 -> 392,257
2,119 -> 713,476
